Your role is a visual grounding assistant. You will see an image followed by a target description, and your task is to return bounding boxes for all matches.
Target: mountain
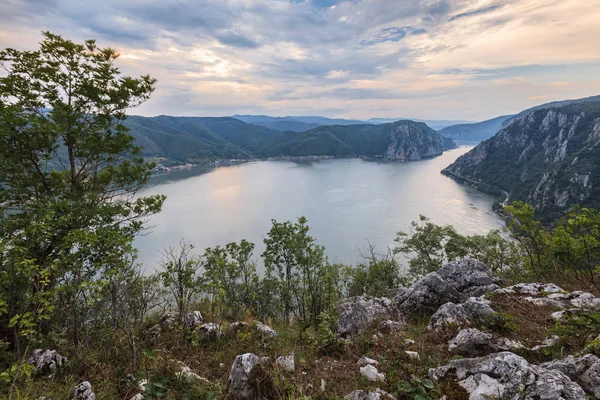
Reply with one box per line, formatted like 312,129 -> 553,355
368,118 -> 475,130
442,101 -> 600,220
502,95 -> 600,127
124,115 -> 456,165
258,120 -> 456,160
437,115 -> 514,143
234,115 -> 474,132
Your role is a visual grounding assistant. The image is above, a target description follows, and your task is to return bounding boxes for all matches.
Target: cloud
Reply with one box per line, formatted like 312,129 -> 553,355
0,0 -> 599,121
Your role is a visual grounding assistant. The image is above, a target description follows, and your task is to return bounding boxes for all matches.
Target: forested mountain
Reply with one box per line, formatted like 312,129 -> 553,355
502,95 -> 600,127
438,115 -> 514,142
442,101 -> 600,220
124,116 -> 456,165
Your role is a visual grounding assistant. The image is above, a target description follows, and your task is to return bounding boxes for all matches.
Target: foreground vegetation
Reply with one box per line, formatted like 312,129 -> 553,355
1,33 -> 599,399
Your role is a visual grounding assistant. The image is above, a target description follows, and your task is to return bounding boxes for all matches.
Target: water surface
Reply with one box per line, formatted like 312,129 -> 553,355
135,147 -> 503,272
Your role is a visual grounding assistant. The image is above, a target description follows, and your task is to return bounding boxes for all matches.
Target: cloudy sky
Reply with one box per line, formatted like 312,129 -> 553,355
1,0 -> 600,121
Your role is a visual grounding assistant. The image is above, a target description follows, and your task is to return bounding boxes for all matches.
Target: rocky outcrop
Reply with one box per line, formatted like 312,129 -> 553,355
427,297 -> 495,331
256,322 -> 277,337
71,381 -> 96,400
394,258 -> 498,315
359,364 -> 386,382
430,351 -> 592,399
540,355 -> 600,398
196,323 -> 222,340
384,121 -> 453,161
27,349 -> 67,377
495,283 -> 600,310
448,328 -> 523,357
442,102 -> 600,220
227,353 -> 261,400
184,311 -> 203,328
336,296 -> 397,337
276,353 -> 295,373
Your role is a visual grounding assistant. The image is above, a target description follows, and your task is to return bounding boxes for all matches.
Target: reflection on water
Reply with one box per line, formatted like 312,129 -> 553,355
135,147 -> 504,273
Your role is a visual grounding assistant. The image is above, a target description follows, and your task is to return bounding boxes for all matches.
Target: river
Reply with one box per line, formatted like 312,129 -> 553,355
134,147 -> 504,272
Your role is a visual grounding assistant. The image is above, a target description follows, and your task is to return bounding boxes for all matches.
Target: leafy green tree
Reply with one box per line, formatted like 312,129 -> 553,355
202,240 -> 259,319
0,31 -> 164,357
159,240 -> 202,325
348,244 -> 404,297
262,217 -> 344,328
552,207 -> 600,291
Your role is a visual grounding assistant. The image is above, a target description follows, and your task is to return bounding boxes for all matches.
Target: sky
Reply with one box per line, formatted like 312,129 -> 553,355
1,0 -> 600,121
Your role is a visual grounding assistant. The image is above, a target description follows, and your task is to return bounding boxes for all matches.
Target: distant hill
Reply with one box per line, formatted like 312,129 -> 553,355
234,115 -> 474,132
368,118 -> 475,130
124,116 -> 456,165
442,101 -> 600,221
502,95 -> 600,127
437,115 -> 514,143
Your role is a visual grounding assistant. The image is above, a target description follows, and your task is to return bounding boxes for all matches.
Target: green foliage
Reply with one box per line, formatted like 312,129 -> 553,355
481,312 -> 520,335
262,217 -> 346,328
347,245 -> 405,297
395,375 -> 441,400
549,311 -> 600,352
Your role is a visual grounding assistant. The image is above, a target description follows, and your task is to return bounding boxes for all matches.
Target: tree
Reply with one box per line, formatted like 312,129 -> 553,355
0,31 -> 164,359
347,244 -> 403,297
262,217 -> 344,328
158,240 -> 202,325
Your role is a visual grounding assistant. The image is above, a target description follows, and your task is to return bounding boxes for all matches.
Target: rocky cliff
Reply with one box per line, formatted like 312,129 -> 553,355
442,102 -> 600,220
385,121 -> 455,161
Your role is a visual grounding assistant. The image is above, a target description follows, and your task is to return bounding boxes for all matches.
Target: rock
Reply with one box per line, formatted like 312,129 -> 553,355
427,297 -> 495,331
71,381 -> 96,400
175,362 -> 209,383
430,351 -> 588,400
159,311 -> 175,328
404,339 -> 415,346
196,322 -> 222,340
345,388 -> 395,400
448,328 -> 524,357
530,336 -> 559,351
230,321 -> 250,332
129,394 -> 143,400
276,353 -> 295,373
551,309 -> 583,322
524,369 -> 587,399
379,319 -> 404,333
336,296 -> 396,337
227,353 -> 260,400
357,356 -> 379,367
494,283 -> 566,296
395,258 -> 498,316
137,379 -> 148,392
359,364 -> 385,382
547,291 -> 600,310
320,379 -> 326,392
256,322 -> 277,337
27,349 -> 67,376
541,354 -> 600,398
183,311 -> 203,328
405,351 -> 420,360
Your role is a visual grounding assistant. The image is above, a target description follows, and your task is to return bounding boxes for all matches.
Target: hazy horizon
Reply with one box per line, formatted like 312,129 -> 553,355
2,0 -> 600,121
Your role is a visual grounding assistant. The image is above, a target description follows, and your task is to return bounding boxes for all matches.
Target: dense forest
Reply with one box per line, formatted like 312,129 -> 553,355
1,33 -> 600,400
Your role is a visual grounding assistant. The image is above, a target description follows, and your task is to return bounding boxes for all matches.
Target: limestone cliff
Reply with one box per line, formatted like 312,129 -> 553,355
385,121 -> 454,161
442,101 -> 600,220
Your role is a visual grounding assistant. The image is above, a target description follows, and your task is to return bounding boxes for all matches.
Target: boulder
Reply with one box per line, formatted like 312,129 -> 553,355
71,381 -> 96,400
540,354 -> 600,398
336,296 -> 396,337
27,349 -> 67,377
344,388 -> 395,400
448,328 -> 523,357
405,351 -> 420,360
494,283 -> 566,296
256,322 -> 277,337
227,353 -> 260,400
359,365 -> 385,382
430,352 -> 588,400
159,311 -> 175,328
183,311 -> 203,328
395,258 -> 498,315
357,356 -> 379,367
427,297 -> 495,331
129,394 -> 143,400
276,353 -> 295,373
495,284 -> 600,311
196,323 -> 222,340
